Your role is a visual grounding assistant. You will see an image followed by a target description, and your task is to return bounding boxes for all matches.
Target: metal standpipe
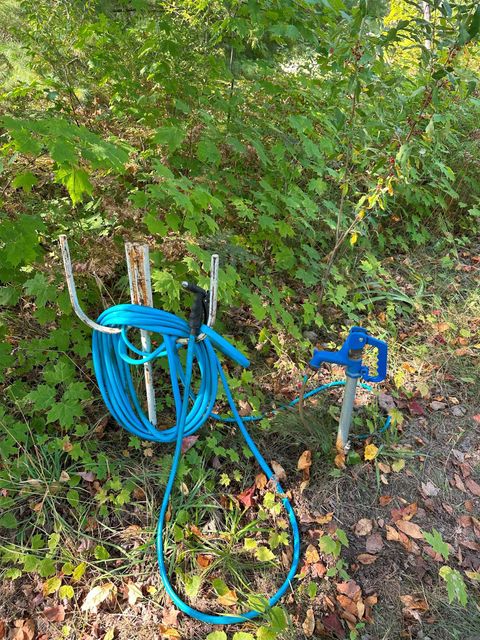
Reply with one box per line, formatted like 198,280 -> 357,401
336,374 -> 359,452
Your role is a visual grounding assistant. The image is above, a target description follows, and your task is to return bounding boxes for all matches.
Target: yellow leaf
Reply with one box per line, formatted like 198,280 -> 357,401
392,459 -> 405,472
217,589 -> 238,607
104,629 -> 115,640
358,208 -> 366,220
159,626 -> 181,638
305,544 -> 320,564
350,232 -> 358,246
364,444 -> 379,461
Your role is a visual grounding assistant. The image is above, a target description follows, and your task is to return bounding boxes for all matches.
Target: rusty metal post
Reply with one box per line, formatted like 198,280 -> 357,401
125,243 -> 157,426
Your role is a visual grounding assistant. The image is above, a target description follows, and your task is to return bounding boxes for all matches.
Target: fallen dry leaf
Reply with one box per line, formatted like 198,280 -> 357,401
181,435 -> 198,454
311,562 -> 327,578
302,608 -> 315,637
400,594 -> 429,622
354,518 -> 373,537
12,620 -> 35,640
217,589 -> 238,607
271,460 -> 287,481
298,450 -> 312,472
357,553 -> 378,565
196,554 -> 212,569
305,544 -> 320,564
391,503 -> 417,522
396,520 -> 423,540
162,607 -> 179,627
126,581 -> 142,606
255,473 -> 267,489
158,626 -> 181,639
0,620 -> 5,640
421,480 -> 439,498
43,605 -> 65,622
315,511 -> 334,524
81,583 -> 116,613
379,495 -> 393,506
386,525 -> 400,541
378,462 -> 391,474
453,473 -> 466,492
237,484 -> 255,508
322,613 -> 345,639
366,533 -> 384,553
465,477 -> 480,497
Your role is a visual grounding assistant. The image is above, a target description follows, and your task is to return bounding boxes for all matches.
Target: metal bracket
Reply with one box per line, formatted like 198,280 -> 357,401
59,235 -> 220,427
59,235 -> 121,335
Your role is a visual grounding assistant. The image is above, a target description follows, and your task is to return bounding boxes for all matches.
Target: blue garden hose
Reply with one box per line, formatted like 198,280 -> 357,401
92,303 -> 389,624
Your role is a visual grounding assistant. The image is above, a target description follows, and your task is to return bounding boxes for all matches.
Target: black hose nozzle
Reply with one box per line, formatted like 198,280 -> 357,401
182,281 -> 208,335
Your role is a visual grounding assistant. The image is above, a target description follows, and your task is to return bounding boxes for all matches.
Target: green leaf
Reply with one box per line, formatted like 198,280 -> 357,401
185,574 -> 201,598
44,576 -> 62,595
153,126 -> 185,152
439,566 -> 468,606
25,384 -> 57,411
12,172 -> 38,193
206,633 -> 227,640
336,528 -> 349,548
267,606 -> 288,632
319,535 -> 341,557
55,166 -> 93,205
468,6 -> 480,40
72,562 -> 87,581
256,628 -> 276,640
233,633 -> 255,640
197,138 -> 221,165
255,546 -> 276,562
48,533 -> 60,552
59,584 -> 75,599
94,545 -> 110,560
423,529 -> 449,561
0,512 -> 18,529
38,558 -> 56,578
0,214 -> 45,266
24,273 -> 57,307
47,399 -> 84,428
211,578 -> 229,596
66,489 -> 80,509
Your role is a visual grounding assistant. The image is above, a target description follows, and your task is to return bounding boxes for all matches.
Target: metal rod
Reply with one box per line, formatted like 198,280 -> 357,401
207,254 -> 219,328
177,253 -> 220,344
336,375 -> 358,452
59,235 -> 121,335
125,243 -> 157,426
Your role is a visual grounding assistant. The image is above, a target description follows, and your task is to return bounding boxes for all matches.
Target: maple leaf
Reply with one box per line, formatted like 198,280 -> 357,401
305,544 -> 320,564
237,484 -> 255,508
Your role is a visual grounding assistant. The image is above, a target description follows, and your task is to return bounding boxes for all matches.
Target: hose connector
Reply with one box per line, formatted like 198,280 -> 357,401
182,281 -> 208,336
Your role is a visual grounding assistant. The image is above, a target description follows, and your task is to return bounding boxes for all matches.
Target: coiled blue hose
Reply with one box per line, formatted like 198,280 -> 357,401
92,303 -> 389,624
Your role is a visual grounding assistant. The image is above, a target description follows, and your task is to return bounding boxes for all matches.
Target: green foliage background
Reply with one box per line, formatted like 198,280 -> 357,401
0,0 -> 479,596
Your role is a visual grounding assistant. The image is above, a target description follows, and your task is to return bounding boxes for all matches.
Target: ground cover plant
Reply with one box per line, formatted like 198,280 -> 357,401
0,0 -> 479,638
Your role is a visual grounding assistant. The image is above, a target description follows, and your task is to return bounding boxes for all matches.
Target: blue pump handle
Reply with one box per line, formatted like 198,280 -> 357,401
309,326 -> 387,383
